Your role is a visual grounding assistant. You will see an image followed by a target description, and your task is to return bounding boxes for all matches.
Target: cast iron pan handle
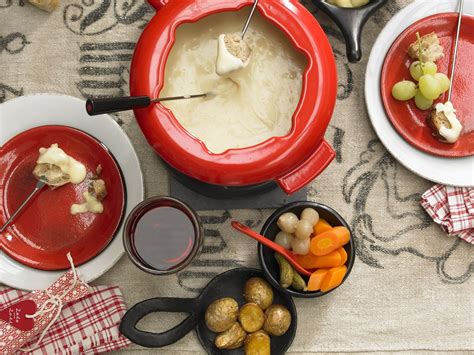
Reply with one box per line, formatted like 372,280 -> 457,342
86,96 -> 151,116
120,297 -> 198,348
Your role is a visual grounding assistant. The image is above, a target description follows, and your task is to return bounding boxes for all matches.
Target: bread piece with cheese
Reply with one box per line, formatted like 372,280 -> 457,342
89,179 -> 108,201
427,110 -> 451,142
408,32 -> 444,62
33,163 -> 70,187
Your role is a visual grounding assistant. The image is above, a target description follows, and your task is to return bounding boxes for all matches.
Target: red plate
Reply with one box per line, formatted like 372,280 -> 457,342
0,126 -> 125,270
381,13 -> 474,157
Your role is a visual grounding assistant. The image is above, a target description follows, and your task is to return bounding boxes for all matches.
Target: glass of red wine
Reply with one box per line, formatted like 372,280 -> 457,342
123,196 -> 203,275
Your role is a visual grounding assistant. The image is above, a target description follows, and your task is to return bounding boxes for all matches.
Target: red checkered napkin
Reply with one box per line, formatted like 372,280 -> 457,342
0,285 -> 131,354
421,184 -> 474,244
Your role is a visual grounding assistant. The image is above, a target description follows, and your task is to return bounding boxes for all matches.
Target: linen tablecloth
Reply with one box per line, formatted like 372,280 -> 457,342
1,0 -> 472,353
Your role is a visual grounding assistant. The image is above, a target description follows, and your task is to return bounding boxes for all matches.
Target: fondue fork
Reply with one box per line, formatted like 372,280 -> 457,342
0,180 -> 46,233
86,93 -> 212,116
241,0 -> 259,39
448,0 -> 464,102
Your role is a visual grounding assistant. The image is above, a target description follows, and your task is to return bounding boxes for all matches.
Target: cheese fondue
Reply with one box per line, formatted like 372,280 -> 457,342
160,9 -> 306,154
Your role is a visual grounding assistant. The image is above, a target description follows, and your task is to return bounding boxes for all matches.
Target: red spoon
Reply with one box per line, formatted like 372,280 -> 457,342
231,221 -> 311,277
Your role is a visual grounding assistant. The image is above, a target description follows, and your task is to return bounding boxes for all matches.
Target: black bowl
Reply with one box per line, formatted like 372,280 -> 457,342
311,0 -> 388,62
258,201 -> 355,298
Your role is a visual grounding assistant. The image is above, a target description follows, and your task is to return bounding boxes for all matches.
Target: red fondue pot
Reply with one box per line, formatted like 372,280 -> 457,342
131,0 -> 338,195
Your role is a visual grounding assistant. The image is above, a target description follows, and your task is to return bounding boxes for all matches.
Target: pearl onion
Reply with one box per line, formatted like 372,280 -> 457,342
277,212 -> 299,234
274,231 -> 293,250
300,208 -> 320,226
294,219 -> 313,239
291,237 -> 310,255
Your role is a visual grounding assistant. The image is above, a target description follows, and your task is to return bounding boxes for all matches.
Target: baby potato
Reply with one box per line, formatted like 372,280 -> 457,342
205,297 -> 239,333
277,212 -> 299,234
294,219 -> 313,239
244,330 -> 271,355
300,208 -> 319,226
238,303 -> 265,333
214,322 -> 247,349
243,277 -> 274,310
263,304 -> 292,336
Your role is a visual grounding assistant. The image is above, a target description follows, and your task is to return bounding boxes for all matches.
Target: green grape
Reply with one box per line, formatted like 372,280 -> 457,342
392,80 -> 417,101
418,74 -> 441,100
434,73 -> 451,93
409,61 -> 424,81
414,91 -> 434,110
422,61 -> 437,75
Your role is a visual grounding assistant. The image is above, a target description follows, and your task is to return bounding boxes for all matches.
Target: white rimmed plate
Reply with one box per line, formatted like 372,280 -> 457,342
0,94 -> 144,290
365,0 -> 474,187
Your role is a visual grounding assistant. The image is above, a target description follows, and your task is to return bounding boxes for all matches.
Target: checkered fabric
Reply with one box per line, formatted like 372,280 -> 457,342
421,184 -> 474,244
0,285 -> 131,354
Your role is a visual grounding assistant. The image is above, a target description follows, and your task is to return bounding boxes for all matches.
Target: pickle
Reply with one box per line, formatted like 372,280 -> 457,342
291,270 -> 307,292
274,253 -> 293,288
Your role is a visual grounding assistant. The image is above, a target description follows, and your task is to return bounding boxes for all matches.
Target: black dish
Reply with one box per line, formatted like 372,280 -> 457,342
258,201 -> 355,298
166,161 -> 278,199
120,267 -> 297,354
311,0 -> 388,62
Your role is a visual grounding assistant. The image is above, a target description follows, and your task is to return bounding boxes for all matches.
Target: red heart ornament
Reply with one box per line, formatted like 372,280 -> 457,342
0,300 -> 37,331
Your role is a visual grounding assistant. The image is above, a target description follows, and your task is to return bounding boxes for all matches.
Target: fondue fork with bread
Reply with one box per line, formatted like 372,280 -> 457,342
216,0 -> 258,76
426,0 -> 464,143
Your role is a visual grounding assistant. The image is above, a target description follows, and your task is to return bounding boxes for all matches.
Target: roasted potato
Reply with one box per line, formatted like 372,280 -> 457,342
263,304 -> 291,336
243,277 -> 274,310
214,322 -> 247,349
238,303 -> 265,333
205,297 -> 239,333
244,330 -> 271,355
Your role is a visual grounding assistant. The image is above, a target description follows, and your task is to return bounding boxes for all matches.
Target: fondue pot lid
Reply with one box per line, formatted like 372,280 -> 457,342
130,0 -> 338,193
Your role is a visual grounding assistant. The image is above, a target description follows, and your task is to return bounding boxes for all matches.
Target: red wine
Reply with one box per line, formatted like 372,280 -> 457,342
131,206 -> 196,271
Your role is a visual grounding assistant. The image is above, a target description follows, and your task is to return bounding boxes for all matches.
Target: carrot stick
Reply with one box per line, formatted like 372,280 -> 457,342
336,247 -> 348,265
320,266 -> 347,292
310,226 -> 350,256
307,269 -> 329,291
295,250 -> 342,269
313,219 -> 332,236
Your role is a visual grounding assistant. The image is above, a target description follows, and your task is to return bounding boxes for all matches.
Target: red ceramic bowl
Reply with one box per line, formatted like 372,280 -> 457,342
0,126 -> 125,270
130,0 -> 338,195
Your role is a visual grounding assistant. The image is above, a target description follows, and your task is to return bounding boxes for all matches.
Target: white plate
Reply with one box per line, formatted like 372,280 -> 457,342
0,94 -> 144,290
365,0 -> 474,187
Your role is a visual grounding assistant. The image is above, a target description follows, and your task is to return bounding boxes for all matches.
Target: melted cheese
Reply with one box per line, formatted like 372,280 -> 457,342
435,101 -> 463,143
70,191 -> 104,215
160,9 -> 306,154
37,144 -> 86,184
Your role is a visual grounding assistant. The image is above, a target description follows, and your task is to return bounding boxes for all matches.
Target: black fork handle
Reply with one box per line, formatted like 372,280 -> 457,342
86,96 -> 151,115
119,297 -> 198,348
